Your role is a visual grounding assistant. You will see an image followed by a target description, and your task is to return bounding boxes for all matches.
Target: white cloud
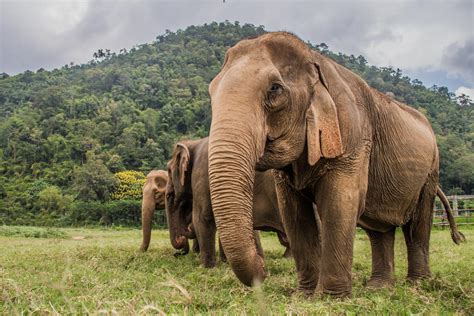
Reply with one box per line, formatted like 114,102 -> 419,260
442,39 -> 474,85
1,0 -> 473,92
455,86 -> 474,100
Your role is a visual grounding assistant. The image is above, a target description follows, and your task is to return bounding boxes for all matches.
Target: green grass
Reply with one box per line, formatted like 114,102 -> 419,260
1,226 -> 472,314
0,226 -> 67,239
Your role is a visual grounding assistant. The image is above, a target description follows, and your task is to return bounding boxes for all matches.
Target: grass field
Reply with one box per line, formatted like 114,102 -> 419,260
1,226 -> 473,314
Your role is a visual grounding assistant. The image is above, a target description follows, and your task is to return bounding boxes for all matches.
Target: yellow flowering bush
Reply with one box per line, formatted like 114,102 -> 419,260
110,170 -> 146,200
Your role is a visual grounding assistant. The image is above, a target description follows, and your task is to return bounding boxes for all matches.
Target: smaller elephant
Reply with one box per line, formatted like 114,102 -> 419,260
166,137 -> 291,268
140,170 -> 168,252
140,170 -> 200,254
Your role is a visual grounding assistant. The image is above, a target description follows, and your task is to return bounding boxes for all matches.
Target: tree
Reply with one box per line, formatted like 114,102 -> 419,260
72,155 -> 118,201
37,185 -> 72,215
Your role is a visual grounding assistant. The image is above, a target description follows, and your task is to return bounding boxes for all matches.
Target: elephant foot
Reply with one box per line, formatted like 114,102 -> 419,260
367,277 -> 395,289
296,287 -> 315,297
320,289 -> 351,298
407,271 -> 431,283
202,259 -> 217,268
315,283 -> 351,298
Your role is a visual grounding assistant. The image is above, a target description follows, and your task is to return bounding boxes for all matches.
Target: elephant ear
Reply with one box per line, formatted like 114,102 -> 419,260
175,143 -> 190,186
306,62 -> 344,166
155,172 -> 168,192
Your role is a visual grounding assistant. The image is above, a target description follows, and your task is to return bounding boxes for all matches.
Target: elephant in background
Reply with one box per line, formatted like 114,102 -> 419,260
166,137 -> 291,268
206,32 -> 464,295
140,170 -> 168,252
140,169 -> 199,254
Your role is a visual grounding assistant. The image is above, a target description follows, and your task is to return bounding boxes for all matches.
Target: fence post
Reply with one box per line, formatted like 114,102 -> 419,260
452,195 -> 459,217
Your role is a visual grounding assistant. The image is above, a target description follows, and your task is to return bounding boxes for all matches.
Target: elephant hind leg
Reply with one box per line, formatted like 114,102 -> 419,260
276,231 -> 292,258
365,227 -> 396,288
192,239 -> 200,253
254,231 -> 264,259
193,213 -> 217,268
402,179 -> 436,281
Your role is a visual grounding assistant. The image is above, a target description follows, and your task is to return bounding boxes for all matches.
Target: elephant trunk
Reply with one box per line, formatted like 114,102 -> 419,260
140,189 -> 156,252
167,209 -> 188,250
208,108 -> 266,286
165,197 -> 191,251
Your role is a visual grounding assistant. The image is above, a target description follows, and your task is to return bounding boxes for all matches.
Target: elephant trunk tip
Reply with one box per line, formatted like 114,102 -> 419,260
231,252 -> 266,287
172,235 -> 188,249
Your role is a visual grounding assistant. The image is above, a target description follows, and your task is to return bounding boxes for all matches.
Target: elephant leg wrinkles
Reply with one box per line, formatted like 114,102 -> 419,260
314,157 -> 369,297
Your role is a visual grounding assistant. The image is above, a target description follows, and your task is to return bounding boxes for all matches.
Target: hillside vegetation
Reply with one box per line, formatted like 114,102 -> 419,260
0,22 -> 472,225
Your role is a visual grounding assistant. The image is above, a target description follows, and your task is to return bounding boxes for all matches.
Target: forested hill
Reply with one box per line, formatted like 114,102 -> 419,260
1,22 -> 473,220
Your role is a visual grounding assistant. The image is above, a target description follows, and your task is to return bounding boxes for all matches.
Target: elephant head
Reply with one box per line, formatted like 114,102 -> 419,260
208,32 -> 345,286
165,142 -> 196,252
140,170 -> 168,252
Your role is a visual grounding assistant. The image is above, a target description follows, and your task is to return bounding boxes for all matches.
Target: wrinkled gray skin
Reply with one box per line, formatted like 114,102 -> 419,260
207,32 -> 465,295
166,137 -> 291,268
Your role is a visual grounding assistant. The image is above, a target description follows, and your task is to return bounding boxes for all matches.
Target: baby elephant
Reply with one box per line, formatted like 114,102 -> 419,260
166,137 -> 291,268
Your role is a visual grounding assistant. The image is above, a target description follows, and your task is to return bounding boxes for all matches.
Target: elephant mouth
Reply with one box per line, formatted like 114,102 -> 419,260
173,222 -> 195,248
182,224 -> 196,239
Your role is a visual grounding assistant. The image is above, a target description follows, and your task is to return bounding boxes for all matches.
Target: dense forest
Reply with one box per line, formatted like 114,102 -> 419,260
1,22 -> 472,225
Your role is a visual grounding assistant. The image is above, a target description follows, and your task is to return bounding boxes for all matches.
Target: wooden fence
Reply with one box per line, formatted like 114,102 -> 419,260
433,194 -> 474,227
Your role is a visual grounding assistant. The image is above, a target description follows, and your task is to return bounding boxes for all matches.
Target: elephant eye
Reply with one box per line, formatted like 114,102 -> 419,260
269,83 -> 283,94
265,82 -> 287,111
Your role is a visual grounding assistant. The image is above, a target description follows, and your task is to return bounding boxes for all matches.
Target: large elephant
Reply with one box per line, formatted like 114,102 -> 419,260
166,137 -> 290,268
207,32 -> 465,296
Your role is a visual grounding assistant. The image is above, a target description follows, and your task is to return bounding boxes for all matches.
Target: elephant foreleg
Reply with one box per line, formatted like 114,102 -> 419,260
365,227 -> 396,288
314,159 -> 369,297
273,170 -> 321,296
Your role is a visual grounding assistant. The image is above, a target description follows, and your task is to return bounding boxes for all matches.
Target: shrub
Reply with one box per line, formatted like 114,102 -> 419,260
110,170 -> 146,200
62,200 -> 167,227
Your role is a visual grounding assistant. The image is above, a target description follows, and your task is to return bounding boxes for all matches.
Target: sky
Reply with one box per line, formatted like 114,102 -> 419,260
1,0 -> 473,98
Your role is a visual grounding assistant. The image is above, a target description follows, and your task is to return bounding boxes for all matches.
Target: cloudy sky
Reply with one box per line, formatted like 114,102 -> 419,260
1,0 -> 473,98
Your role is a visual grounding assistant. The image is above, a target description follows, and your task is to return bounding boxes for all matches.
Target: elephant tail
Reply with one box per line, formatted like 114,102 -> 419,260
436,186 -> 466,245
